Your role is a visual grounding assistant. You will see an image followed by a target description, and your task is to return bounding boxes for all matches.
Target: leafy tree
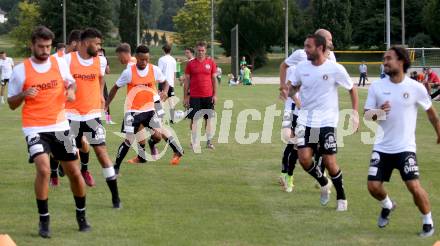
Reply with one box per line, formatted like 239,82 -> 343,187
119,0 -> 137,51
173,0 -> 211,48
216,0 -> 283,68
10,0 -> 40,55
423,0 -> 440,45
40,0 -> 113,44
408,33 -> 433,48
311,0 -> 352,49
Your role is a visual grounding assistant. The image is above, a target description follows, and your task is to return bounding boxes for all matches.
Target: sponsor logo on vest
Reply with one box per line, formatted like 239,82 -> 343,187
32,80 -> 58,91
73,73 -> 97,81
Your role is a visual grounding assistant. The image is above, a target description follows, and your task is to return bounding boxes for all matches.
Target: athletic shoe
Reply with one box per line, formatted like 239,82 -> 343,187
112,197 -> 121,209
76,213 -> 91,232
127,156 -> 147,164
419,224 -> 435,237
49,177 -> 59,187
170,153 -> 182,165
320,182 -> 332,206
57,165 -> 65,177
207,141 -> 215,150
279,173 -> 287,188
378,201 -> 396,228
38,220 -> 51,238
81,170 -> 96,187
336,199 -> 348,211
285,175 -> 294,193
108,120 -> 116,125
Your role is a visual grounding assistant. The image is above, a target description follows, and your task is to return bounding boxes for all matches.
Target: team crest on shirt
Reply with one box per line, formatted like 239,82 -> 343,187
323,75 -> 329,80
403,92 -> 410,99
205,64 -> 211,70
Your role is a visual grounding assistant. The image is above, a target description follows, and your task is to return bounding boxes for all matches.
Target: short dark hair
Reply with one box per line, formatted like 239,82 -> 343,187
55,43 -> 66,51
135,45 -> 150,54
80,28 -> 102,41
389,46 -> 411,73
162,44 -> 171,54
185,47 -> 194,54
0,51 -> 4,54
196,41 -> 207,48
116,43 -> 131,54
306,34 -> 327,52
99,48 -> 106,56
67,29 -> 81,44
31,26 -> 55,44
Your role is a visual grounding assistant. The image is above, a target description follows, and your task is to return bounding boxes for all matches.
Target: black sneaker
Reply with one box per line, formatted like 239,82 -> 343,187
112,197 -> 121,209
38,220 -> 51,238
377,201 -> 396,228
76,213 -> 91,232
419,224 -> 434,237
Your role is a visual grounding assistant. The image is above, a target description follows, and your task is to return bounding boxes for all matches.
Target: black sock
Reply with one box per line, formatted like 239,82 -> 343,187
36,199 -> 49,222
137,143 -> 146,161
305,162 -> 328,187
74,196 -> 86,211
166,136 -> 184,156
148,137 -> 159,148
115,142 -> 130,170
282,144 -> 293,173
80,151 -> 89,172
106,178 -> 120,204
314,152 -> 325,175
287,146 -> 297,176
50,157 -> 59,178
331,170 -> 346,200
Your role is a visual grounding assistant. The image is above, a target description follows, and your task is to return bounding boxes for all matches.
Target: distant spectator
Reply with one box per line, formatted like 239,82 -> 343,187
410,71 -> 418,81
216,66 -> 222,84
425,67 -> 440,99
241,64 -> 252,85
358,61 -> 367,87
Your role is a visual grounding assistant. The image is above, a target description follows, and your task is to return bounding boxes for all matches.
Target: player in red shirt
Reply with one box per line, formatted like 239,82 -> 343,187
184,41 -> 218,152
426,68 -> 440,99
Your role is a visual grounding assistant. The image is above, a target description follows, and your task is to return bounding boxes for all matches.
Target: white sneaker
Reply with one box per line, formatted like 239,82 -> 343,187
336,199 -> 348,211
320,182 -> 331,206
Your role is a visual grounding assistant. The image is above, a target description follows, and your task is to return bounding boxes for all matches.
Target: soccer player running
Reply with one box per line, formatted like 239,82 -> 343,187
106,45 -> 184,173
64,28 -> 121,208
291,34 -> 358,211
49,29 -> 91,187
0,51 -> 14,104
364,46 -> 440,237
184,41 -> 218,152
278,29 -> 336,191
8,26 -> 90,238
158,44 -> 177,124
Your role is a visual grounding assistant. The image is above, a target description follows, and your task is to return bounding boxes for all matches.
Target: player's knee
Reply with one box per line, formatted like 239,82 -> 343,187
367,181 -> 382,195
152,132 -> 162,142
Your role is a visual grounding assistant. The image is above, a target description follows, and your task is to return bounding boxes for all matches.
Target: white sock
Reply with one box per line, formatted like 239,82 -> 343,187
380,195 -> 393,209
422,212 -> 433,225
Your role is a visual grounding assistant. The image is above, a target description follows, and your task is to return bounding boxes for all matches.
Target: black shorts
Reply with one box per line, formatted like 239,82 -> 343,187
295,125 -> 337,154
26,131 -> 78,163
69,118 -> 106,148
368,151 -> 419,182
187,97 -> 215,120
1,79 -> 9,86
121,111 -> 162,134
158,83 -> 175,98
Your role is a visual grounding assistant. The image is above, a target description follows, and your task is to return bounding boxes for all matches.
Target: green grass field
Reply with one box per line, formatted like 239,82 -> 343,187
1,76 -> 440,245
